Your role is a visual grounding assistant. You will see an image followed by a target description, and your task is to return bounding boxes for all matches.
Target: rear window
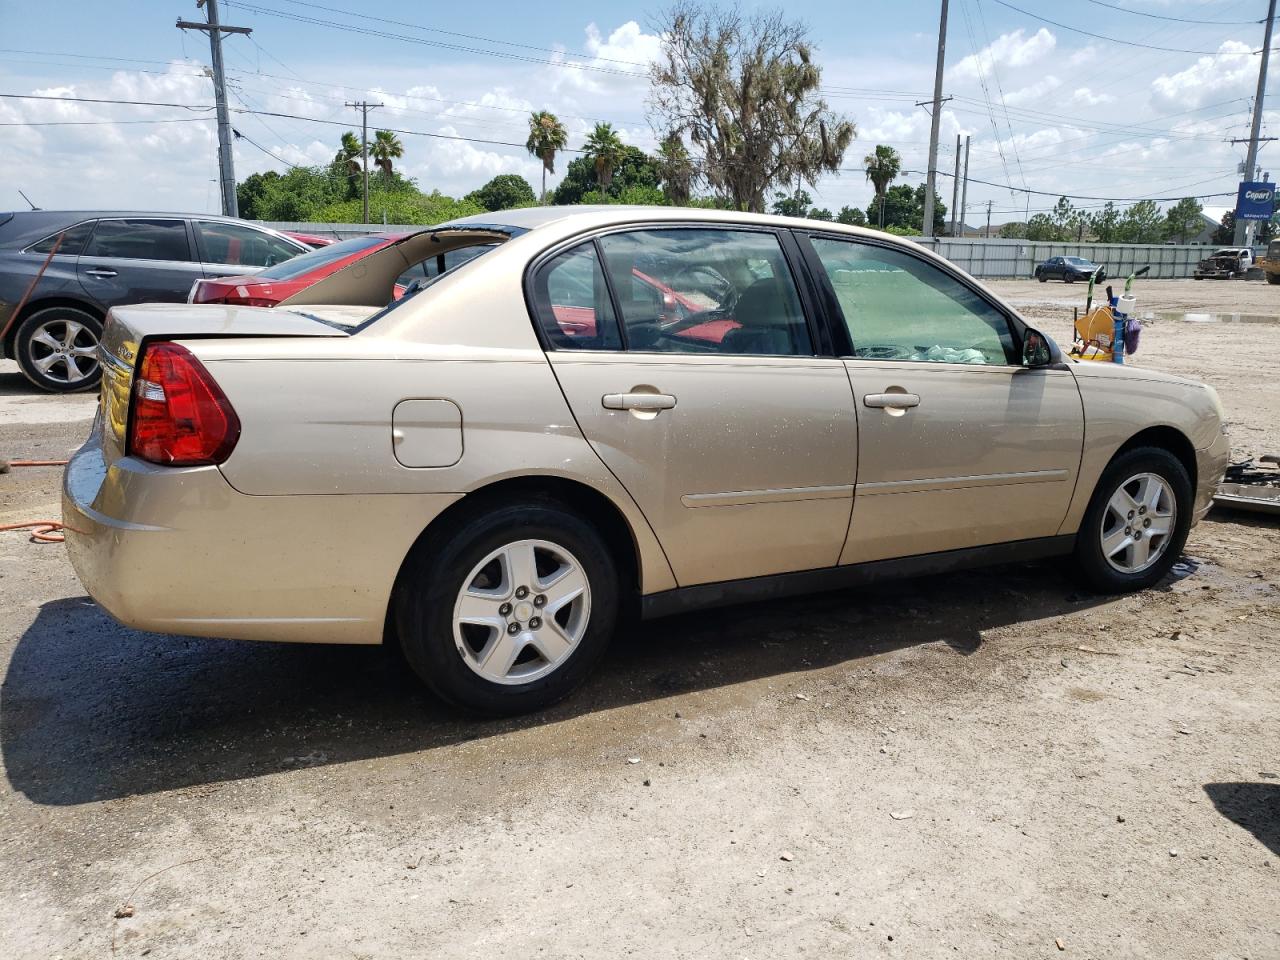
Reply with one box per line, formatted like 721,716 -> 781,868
84,219 -> 191,262
254,234 -> 390,280
26,220 -> 96,256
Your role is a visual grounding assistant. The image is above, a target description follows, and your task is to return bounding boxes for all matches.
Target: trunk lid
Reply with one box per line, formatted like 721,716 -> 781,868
98,302 -> 349,460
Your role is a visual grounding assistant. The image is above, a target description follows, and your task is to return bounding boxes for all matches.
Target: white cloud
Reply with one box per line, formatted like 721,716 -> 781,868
1151,40 -> 1255,111
1069,87 -> 1116,107
950,28 -> 1057,82
1004,76 -> 1063,106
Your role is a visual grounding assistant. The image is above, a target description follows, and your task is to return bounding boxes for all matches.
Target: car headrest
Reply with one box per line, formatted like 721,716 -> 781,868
735,278 -> 793,328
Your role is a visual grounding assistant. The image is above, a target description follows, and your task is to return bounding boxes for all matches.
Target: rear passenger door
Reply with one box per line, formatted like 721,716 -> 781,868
77,218 -> 205,308
533,226 -> 858,588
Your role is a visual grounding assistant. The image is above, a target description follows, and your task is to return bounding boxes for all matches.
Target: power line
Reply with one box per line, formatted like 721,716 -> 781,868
1080,0 -> 1263,26
0,92 -> 213,110
221,1 -> 643,77
989,0 -> 1263,55
232,126 -> 305,168
0,116 -> 212,127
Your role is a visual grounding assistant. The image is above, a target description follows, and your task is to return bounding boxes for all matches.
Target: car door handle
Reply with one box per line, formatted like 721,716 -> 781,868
602,392 -> 677,412
863,392 -> 920,409
85,268 -> 118,278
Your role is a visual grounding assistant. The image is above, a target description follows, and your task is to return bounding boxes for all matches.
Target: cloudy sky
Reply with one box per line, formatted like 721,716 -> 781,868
0,0 -> 1275,227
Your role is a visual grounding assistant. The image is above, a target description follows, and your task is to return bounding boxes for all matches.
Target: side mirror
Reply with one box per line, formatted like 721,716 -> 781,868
1022,328 -> 1052,368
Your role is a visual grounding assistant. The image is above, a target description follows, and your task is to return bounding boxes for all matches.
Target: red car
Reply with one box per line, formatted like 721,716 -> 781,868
282,231 -> 336,248
551,267 -> 741,345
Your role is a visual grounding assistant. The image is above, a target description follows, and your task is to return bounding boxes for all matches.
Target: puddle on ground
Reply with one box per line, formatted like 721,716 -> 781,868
1145,311 -> 1280,325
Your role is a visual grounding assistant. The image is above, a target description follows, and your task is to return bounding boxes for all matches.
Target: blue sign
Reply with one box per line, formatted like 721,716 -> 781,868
1236,181 -> 1275,221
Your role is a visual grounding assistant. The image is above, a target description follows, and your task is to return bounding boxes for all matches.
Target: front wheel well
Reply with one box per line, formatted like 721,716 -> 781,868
385,476 -> 643,647
1113,426 -> 1197,490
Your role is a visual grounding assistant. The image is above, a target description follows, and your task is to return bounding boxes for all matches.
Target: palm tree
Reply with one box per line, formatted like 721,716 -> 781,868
526,111 -> 568,202
656,131 -> 695,205
863,144 -> 902,228
335,131 -> 362,180
371,130 -> 404,180
583,122 -> 626,193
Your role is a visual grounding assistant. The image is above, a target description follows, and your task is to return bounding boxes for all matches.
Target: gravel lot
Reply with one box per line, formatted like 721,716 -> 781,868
1,280 -> 1277,959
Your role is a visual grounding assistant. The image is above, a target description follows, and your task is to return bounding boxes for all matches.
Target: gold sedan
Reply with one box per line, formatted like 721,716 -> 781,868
63,207 -> 1230,714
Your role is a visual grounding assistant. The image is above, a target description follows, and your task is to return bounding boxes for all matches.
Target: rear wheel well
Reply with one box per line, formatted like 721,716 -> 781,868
4,297 -> 103,355
386,476 -> 643,647
1113,426 -> 1197,490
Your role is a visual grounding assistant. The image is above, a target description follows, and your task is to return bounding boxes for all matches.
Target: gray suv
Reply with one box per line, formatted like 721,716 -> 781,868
0,211 -> 309,392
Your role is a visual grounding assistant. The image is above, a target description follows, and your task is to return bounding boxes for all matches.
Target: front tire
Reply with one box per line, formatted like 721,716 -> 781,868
1072,447 -> 1192,593
14,306 -> 102,393
396,500 -> 619,715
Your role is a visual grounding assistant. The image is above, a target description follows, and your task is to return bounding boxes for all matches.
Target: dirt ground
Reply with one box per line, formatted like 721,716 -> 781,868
1,280 -> 1277,959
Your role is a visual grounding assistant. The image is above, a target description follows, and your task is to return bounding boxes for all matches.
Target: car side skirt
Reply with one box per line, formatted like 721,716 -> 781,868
640,534 -> 1077,619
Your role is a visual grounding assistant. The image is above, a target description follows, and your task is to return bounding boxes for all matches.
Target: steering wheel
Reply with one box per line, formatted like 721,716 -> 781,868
669,265 -> 737,314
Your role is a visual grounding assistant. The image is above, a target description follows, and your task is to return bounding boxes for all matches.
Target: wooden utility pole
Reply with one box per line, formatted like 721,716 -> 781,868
345,100 -> 383,224
959,136 -> 971,237
922,0 -> 949,238
985,200 -> 993,238
177,0 -> 251,217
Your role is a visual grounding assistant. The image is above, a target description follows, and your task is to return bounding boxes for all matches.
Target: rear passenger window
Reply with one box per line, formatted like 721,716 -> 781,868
84,219 -> 191,262
194,221 -> 302,268
596,228 -> 812,355
531,242 -> 622,350
27,221 -> 96,256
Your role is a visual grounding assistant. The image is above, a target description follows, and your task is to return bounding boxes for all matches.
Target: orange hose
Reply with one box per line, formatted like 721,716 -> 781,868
0,520 -> 66,543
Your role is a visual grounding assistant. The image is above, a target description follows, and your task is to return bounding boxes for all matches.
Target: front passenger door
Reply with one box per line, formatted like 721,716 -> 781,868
802,234 -> 1084,564
535,228 -> 859,587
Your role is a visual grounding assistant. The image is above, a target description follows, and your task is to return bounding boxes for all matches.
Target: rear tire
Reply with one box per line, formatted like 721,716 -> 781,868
1037,273 -> 1047,283
395,500 -> 619,715
1267,272 -> 1280,285
1071,447 -> 1192,594
14,306 -> 102,393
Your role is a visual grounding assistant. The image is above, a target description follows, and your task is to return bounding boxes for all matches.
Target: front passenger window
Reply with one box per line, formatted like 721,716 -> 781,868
810,237 -> 1017,365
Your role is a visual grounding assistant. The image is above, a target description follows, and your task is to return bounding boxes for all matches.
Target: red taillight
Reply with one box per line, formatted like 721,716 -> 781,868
128,342 -> 240,466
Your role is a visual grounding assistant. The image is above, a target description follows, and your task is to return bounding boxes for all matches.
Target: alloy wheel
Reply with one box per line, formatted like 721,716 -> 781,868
1100,472 -> 1177,574
451,538 -> 591,685
26,316 -> 100,386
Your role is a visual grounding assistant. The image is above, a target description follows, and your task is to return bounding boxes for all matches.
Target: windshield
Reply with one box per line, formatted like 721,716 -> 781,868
253,234 -> 391,280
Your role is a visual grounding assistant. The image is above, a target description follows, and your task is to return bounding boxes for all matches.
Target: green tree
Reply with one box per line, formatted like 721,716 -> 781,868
864,144 -> 902,227
466,174 -> 537,212
1025,213 -> 1056,241
1211,211 -> 1235,245
771,188 -> 813,217
237,170 -> 281,220
649,4 -> 854,212
370,130 -> 404,180
525,110 -> 568,201
876,183 -> 918,230
1118,200 -> 1164,243
836,205 -> 866,226
1162,196 -> 1204,243
998,221 -> 1027,239
655,131 -> 695,205
553,146 -> 660,205
1050,196 -> 1075,241
583,122 -> 627,192
810,207 -> 833,221
1090,202 -> 1121,243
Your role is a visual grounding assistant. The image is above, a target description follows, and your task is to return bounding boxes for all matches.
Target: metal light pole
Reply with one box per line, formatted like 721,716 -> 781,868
345,101 -> 383,225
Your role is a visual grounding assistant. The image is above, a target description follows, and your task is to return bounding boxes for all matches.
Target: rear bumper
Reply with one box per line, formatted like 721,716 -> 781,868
62,423 -> 460,645
1193,430 -> 1231,525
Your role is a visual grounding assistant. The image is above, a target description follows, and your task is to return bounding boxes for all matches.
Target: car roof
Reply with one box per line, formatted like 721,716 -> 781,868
0,209 -> 297,249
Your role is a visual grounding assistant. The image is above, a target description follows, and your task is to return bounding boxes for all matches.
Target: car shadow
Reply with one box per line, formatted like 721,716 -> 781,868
1204,782 -> 1280,856
1,558 -> 1140,806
